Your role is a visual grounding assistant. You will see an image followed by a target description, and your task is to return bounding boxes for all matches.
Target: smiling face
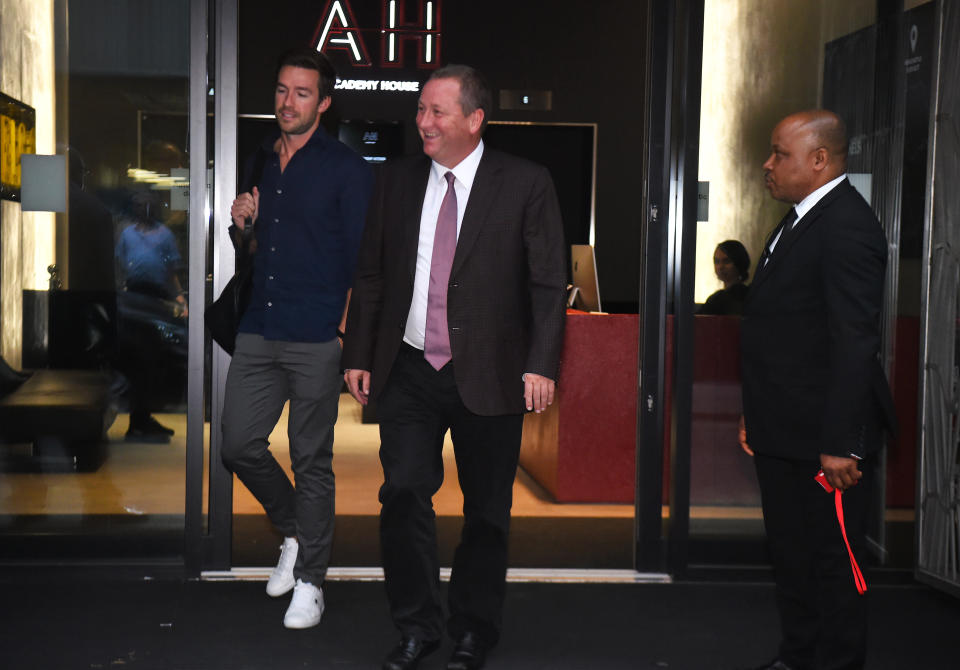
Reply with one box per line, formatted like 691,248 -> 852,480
416,77 -> 483,168
274,65 -> 330,137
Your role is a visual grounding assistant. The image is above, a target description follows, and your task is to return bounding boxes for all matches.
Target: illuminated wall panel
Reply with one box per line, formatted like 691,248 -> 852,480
0,0 -> 55,366
695,0 -> 875,303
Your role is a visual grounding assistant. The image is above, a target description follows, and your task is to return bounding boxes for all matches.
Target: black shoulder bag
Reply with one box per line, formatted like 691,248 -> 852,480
204,148 -> 266,355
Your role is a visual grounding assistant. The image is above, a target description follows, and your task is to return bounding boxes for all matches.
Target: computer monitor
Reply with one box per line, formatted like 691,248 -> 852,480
338,120 -> 403,164
570,244 -> 601,312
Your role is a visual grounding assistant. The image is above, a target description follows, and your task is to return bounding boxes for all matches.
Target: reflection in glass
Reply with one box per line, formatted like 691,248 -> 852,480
0,0 -> 191,563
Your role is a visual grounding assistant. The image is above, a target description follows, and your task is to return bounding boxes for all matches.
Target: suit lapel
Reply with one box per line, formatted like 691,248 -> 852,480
403,157 -> 432,283
451,149 -> 502,277
751,180 -> 853,291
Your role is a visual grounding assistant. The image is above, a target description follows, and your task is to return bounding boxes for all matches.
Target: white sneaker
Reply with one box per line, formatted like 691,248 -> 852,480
283,579 -> 324,629
266,537 -> 298,597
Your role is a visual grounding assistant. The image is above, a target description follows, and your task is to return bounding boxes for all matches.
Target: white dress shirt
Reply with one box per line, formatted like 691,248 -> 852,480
403,140 -> 484,350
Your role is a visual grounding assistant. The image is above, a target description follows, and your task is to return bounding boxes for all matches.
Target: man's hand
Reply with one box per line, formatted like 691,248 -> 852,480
175,293 -> 188,319
524,373 -> 555,413
344,369 -> 371,406
819,453 -> 862,491
231,186 -> 260,228
738,415 -> 753,456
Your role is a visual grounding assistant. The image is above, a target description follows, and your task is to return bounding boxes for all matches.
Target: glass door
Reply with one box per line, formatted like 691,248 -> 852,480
680,0 -> 933,574
1,0 -> 197,567
207,0 -> 648,578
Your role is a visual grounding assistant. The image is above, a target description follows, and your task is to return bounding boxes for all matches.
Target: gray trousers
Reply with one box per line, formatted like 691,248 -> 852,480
221,333 -> 341,585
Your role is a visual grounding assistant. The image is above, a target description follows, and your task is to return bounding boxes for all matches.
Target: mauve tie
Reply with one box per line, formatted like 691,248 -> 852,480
423,171 -> 457,370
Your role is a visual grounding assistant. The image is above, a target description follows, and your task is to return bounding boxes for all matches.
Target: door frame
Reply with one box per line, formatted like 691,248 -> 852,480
635,0 -> 705,576
185,0 -> 239,577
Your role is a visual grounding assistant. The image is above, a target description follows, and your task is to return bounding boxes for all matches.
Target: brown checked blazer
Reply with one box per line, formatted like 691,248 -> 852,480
342,147 -> 567,416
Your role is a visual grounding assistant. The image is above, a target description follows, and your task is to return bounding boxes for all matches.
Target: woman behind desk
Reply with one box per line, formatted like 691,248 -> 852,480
699,240 -> 750,315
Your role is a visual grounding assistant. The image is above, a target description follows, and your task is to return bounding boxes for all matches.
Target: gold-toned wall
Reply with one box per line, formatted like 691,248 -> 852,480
696,0 -> 876,302
0,0 -> 56,366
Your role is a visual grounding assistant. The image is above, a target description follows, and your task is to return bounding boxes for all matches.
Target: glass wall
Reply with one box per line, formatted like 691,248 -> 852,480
0,0 -> 192,564
686,0 -> 932,569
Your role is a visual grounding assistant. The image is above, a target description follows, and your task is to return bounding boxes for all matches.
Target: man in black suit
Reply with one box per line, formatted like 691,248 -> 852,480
740,110 -> 896,670
342,65 -> 566,670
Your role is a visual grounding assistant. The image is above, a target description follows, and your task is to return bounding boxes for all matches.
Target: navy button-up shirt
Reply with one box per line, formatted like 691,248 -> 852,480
238,126 -> 373,342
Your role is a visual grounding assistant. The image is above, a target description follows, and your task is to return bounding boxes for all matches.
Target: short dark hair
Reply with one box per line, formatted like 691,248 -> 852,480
275,47 -> 337,101
717,240 -> 751,282
427,64 -> 492,132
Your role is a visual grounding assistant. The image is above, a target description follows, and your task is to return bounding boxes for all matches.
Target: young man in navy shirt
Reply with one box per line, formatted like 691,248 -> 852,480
222,48 -> 372,629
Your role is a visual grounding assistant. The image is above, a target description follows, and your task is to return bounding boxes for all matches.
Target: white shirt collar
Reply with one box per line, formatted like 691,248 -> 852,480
794,173 -> 846,223
430,140 -> 484,191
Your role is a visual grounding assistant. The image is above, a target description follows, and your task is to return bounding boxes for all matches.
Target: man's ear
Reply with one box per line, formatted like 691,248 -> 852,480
318,96 -> 332,115
812,146 -> 829,172
468,108 -> 485,135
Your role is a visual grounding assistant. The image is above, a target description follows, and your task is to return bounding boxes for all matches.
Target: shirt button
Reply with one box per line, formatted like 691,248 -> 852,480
276,188 -> 282,194
274,218 -> 279,223
270,246 -> 276,251
268,275 -> 274,280
267,301 -> 272,307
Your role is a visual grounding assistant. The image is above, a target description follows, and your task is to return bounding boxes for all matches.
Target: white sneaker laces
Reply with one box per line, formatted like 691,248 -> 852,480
273,538 -> 297,579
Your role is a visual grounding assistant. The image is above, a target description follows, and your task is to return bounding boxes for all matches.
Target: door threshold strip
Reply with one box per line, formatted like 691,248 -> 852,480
202,567 -> 671,584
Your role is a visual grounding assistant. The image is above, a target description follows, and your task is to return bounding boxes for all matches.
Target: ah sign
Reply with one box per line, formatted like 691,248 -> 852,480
313,0 -> 441,69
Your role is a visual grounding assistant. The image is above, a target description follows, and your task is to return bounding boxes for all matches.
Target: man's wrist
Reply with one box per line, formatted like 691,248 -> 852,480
521,372 -> 555,383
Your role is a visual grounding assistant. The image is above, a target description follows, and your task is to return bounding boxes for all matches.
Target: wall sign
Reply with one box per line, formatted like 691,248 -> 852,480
314,0 -> 441,69
334,78 -> 420,92
0,93 -> 37,202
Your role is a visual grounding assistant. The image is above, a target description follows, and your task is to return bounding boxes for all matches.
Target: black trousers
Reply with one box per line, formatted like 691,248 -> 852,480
377,343 -> 524,646
754,452 -> 873,670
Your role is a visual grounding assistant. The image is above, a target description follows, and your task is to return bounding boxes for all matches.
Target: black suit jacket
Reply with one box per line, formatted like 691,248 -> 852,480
342,147 -> 567,416
741,179 -> 896,460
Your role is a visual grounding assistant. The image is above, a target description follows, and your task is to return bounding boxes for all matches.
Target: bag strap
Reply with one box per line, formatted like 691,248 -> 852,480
240,144 -> 268,194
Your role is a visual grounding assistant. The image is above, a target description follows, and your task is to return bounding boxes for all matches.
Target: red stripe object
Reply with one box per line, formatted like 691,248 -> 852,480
815,469 -> 868,595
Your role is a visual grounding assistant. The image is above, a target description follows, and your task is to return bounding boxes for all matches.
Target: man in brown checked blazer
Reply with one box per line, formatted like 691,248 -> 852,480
342,65 -> 566,670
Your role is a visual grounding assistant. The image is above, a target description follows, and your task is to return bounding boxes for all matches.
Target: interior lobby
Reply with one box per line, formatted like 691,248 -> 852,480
0,0 -> 957,616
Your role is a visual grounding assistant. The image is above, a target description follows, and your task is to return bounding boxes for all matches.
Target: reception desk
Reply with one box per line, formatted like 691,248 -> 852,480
518,312 -> 919,507
519,313 -> 639,503
519,313 -> 749,505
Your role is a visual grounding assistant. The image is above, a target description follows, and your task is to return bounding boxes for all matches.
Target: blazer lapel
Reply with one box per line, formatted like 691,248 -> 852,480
451,149 -> 502,277
751,180 -> 853,290
403,157 -> 432,283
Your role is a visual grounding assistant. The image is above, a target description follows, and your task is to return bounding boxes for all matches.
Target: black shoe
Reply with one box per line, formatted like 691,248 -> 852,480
125,426 -> 171,443
447,632 -> 487,670
382,636 -> 440,670
140,415 -> 175,435
125,415 -> 173,443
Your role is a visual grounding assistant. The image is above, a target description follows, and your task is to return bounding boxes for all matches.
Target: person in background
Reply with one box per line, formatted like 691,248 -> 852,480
115,188 -> 186,442
699,239 -> 750,315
